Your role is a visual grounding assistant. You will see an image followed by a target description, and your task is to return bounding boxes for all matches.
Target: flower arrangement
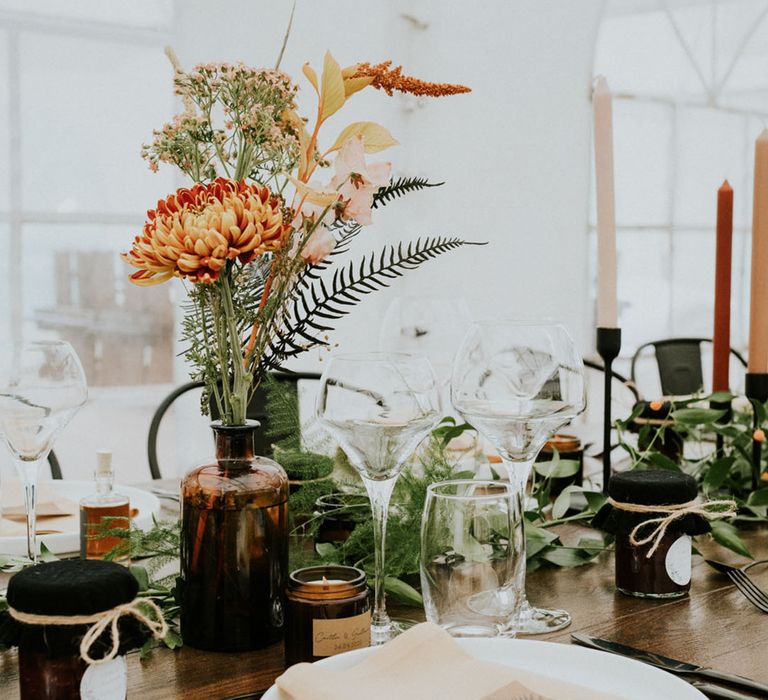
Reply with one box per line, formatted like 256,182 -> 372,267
122,50 -> 474,425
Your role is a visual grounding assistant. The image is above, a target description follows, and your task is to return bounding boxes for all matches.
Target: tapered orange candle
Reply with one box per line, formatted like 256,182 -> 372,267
748,130 -> 768,373
713,181 -> 733,392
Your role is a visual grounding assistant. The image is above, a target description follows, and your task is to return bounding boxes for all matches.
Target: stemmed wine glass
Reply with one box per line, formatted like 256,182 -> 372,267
316,352 -> 441,645
451,321 -> 585,634
0,340 -> 87,561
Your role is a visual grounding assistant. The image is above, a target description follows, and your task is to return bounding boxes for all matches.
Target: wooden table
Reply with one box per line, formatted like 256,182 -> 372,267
2,496 -> 767,698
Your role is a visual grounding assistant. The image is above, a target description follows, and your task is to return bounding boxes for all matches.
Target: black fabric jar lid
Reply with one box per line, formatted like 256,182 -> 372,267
593,469 -> 710,536
7,559 -> 138,617
608,469 -> 698,506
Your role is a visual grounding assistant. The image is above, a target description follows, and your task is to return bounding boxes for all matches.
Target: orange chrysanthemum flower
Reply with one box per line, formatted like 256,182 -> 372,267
122,178 -> 290,285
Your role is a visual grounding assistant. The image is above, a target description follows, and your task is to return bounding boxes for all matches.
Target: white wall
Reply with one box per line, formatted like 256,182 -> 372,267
173,0 -> 603,367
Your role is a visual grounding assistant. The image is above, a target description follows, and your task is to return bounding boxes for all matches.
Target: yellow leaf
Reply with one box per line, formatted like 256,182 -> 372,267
344,76 -> 373,98
329,122 -> 399,154
302,62 -> 319,94
320,51 -> 345,121
289,176 -> 340,206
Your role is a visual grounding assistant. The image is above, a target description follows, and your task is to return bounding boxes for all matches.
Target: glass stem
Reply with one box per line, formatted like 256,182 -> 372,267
363,476 -> 397,630
17,458 -> 44,562
502,456 -> 536,500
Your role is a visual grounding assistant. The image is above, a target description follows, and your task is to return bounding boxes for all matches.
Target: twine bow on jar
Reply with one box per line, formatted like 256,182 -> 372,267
9,597 -> 168,665
606,497 -> 738,558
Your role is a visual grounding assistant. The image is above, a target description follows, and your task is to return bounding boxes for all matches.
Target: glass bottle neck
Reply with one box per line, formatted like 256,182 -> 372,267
94,471 -> 115,498
213,423 -> 258,464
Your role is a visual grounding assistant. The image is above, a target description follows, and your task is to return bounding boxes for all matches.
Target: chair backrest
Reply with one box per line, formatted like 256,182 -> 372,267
48,450 -> 62,479
147,372 -> 321,479
630,338 -> 747,397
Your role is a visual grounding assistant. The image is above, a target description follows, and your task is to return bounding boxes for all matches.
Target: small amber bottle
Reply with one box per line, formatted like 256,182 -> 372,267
79,449 -> 130,561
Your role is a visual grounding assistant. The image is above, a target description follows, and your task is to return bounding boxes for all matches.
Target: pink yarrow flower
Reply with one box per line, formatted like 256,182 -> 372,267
301,227 -> 337,264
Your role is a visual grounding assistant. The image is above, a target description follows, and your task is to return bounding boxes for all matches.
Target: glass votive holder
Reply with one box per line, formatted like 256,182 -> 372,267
420,480 -> 525,638
284,565 -> 370,666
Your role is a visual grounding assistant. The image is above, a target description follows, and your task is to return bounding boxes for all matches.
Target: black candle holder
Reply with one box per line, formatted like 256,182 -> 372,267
709,399 -> 731,459
745,372 -> 768,490
596,327 -> 621,494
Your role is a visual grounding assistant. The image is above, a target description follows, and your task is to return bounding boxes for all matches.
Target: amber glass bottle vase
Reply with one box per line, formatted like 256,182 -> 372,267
179,420 -> 289,651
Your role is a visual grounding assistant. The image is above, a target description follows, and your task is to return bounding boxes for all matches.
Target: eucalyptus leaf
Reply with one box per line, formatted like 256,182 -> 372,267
384,576 -> 423,607
552,485 -> 582,519
315,542 -> 337,559
706,391 -> 734,404
646,452 -> 681,471
130,565 -> 150,592
163,629 -> 183,650
671,408 -> 726,425
703,457 -> 735,491
709,520 -> 752,559
534,459 -> 580,480
39,542 -> 58,563
541,547 -> 591,567
583,490 -> 607,512
747,488 -> 768,506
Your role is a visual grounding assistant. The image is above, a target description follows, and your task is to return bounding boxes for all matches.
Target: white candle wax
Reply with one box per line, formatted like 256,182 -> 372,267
593,75 -> 618,329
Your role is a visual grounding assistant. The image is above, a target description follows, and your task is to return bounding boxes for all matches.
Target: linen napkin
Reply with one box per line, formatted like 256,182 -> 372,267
0,481 -> 80,536
275,622 -> 619,700
0,481 -> 138,537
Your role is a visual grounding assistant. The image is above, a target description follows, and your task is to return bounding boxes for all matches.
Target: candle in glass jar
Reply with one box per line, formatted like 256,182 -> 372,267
285,566 -> 370,667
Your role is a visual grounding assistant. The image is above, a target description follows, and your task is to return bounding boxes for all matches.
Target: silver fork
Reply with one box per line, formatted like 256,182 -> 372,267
707,559 -> 768,613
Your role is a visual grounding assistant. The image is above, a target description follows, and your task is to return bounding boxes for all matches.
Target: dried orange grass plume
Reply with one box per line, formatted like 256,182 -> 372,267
353,61 -> 470,97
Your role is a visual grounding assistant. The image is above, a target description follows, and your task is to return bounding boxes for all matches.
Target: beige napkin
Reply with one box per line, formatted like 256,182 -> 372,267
0,481 -> 80,536
0,481 -> 138,537
276,623 -> 620,700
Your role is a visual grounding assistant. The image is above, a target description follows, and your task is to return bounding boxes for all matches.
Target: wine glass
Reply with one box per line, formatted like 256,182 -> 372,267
0,340 -> 87,561
316,352 -> 441,645
451,321 -> 585,634
379,296 -> 472,390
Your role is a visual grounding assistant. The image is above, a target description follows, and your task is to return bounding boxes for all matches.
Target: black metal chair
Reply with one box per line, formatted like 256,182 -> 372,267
630,338 -> 747,397
48,450 -> 62,479
147,371 -> 321,479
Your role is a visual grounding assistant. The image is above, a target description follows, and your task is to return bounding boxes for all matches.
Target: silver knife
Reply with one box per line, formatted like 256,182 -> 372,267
571,633 -> 768,697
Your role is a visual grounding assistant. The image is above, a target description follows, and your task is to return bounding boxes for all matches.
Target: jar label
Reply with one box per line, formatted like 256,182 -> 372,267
312,610 -> 371,657
80,656 -> 127,700
665,535 -> 691,585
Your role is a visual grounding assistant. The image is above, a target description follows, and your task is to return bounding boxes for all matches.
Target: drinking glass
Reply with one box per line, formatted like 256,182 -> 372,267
420,480 -> 524,637
0,341 -> 87,561
451,321 -> 585,633
379,296 -> 472,389
316,353 -> 441,644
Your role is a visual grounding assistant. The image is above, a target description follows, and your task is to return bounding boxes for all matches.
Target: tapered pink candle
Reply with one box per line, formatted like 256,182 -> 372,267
593,76 -> 618,328
748,129 -> 768,373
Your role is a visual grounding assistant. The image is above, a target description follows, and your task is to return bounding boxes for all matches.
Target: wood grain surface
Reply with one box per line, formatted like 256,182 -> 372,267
1,481 -> 766,699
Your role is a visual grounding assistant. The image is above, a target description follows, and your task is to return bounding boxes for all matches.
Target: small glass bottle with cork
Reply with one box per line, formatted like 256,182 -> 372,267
79,449 -> 130,561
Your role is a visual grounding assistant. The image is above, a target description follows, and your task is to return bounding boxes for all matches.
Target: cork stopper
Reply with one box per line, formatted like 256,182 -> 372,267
95,449 -> 113,476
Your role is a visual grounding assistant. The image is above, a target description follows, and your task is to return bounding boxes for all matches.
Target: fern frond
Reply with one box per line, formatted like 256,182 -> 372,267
261,237 -> 484,371
372,176 -> 443,209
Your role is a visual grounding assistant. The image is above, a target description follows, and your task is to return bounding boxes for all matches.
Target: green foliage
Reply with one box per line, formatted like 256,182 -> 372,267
264,373 -> 301,449
615,390 -> 768,559
371,176 -> 443,209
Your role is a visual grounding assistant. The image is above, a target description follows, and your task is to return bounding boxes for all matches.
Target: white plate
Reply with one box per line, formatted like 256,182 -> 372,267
0,480 -> 162,555
264,637 -> 705,700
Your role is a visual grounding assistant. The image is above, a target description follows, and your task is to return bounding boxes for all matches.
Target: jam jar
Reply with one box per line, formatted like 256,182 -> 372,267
3,559 -> 148,700
593,470 -> 710,598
